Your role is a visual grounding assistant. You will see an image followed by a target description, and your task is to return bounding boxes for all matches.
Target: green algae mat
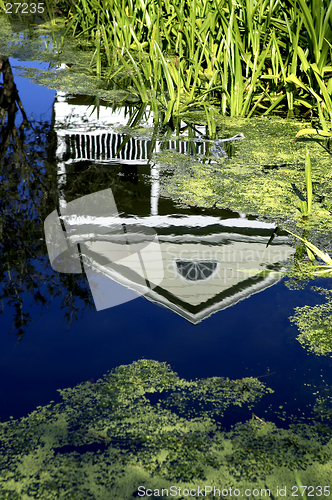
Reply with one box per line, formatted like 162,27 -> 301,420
156,115 -> 332,235
1,359 -> 332,499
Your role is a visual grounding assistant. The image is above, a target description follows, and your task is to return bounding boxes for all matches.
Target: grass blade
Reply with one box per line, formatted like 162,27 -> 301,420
305,150 -> 312,215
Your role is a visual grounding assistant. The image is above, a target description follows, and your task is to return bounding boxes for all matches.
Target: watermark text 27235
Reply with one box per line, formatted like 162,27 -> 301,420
4,2 -> 45,14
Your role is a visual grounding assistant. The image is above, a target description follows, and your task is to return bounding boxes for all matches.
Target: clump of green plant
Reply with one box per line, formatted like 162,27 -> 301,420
286,230 -> 332,275
290,287 -> 332,356
157,118 -> 332,235
1,359 -> 332,498
54,0 -> 332,130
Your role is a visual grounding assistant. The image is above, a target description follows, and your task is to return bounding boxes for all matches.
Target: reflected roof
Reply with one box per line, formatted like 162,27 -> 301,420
46,97 -> 294,323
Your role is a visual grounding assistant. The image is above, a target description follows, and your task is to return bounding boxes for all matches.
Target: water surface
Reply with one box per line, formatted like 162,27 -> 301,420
1,54 -> 332,497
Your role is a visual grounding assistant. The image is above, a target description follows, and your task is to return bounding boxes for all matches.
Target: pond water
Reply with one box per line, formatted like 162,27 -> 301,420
1,52 -> 332,498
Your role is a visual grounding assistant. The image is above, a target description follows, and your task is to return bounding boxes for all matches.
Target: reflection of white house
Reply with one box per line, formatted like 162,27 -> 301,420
154,229 -> 293,323
54,95 -> 208,215
47,96 -> 295,323
54,96 -> 208,161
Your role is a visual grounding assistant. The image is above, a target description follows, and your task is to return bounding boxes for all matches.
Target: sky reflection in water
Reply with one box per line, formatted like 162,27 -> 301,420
0,63 -> 332,435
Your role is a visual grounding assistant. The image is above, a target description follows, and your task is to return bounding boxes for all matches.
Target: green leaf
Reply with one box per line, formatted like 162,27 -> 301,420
305,151 -> 312,215
287,231 -> 332,267
294,128 -> 332,141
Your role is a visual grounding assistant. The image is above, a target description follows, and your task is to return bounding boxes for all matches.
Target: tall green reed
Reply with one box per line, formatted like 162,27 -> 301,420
298,151 -> 313,217
60,0 -> 332,128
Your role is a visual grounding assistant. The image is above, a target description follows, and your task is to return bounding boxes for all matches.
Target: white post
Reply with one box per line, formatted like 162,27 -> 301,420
150,163 -> 160,215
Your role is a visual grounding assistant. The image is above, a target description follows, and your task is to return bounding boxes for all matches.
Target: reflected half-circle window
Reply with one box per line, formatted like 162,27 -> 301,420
175,260 -> 219,282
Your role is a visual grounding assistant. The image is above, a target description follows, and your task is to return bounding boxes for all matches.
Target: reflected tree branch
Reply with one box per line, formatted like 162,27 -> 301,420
0,55 -> 94,340
0,55 -> 28,125
0,55 -> 28,161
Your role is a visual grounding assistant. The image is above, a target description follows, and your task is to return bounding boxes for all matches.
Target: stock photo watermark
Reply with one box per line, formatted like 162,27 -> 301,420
137,484 -> 331,497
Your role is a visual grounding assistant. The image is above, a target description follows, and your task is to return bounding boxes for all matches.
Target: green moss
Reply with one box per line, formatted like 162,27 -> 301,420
1,360 -> 332,499
157,116 -> 332,235
289,288 -> 332,356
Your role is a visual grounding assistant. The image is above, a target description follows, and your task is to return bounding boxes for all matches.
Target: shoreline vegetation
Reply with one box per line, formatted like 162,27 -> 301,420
1,0 -> 332,131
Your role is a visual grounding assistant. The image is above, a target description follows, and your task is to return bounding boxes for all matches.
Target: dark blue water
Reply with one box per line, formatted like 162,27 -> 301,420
1,57 -> 332,432
11,58 -> 56,121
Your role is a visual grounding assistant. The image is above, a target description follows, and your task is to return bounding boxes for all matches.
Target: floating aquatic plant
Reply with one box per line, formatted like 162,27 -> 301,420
156,119 -> 332,235
1,359 -> 332,498
290,287 -> 332,356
